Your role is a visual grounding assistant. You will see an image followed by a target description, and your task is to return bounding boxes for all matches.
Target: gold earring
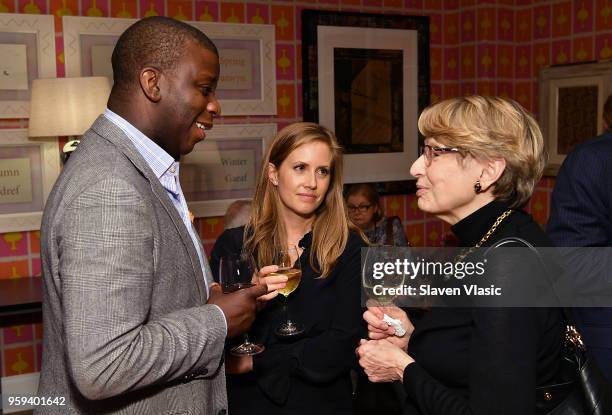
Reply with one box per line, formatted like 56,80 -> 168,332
474,180 -> 482,194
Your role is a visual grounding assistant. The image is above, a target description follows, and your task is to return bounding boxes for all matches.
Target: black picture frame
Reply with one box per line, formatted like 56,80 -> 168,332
301,10 -> 430,194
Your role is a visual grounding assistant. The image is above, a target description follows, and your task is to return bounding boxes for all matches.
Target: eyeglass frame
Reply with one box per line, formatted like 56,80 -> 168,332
347,203 -> 373,213
419,144 -> 464,166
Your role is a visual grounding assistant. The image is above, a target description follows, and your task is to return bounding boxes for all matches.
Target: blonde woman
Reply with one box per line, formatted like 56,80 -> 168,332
357,96 -> 564,414
211,122 -> 367,415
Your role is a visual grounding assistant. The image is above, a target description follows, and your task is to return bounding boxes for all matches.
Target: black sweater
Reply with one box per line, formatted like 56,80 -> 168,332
210,227 -> 367,415
402,200 -> 564,415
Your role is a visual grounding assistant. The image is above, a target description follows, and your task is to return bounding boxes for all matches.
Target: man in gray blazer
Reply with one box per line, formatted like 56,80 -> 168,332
37,17 -> 266,414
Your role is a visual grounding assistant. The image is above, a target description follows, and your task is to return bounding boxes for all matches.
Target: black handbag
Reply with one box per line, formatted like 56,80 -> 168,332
536,323 -> 612,414
490,238 -> 612,415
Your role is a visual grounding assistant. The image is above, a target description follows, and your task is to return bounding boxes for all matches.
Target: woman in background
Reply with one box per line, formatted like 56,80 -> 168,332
347,183 -> 408,415
211,122 -> 367,415
357,96 -> 564,414
346,183 -> 408,246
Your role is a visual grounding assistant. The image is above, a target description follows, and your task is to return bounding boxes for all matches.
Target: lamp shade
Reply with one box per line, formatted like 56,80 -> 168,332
28,77 -> 111,137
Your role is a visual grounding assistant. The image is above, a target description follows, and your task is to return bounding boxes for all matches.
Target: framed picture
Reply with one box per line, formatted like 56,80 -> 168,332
63,16 -> 276,116
302,10 -> 429,187
539,61 -> 612,175
0,129 -> 60,232
0,13 -> 56,119
189,21 -> 276,115
180,123 -> 276,217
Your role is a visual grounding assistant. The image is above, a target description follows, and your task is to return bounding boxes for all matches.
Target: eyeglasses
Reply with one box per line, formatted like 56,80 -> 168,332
347,204 -> 372,213
419,144 -> 462,166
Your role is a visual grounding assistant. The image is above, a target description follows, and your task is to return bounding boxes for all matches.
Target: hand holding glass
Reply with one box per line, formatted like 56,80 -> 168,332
271,246 -> 303,337
219,252 -> 265,356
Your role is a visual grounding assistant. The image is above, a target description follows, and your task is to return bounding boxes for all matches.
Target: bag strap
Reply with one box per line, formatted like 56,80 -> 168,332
486,237 -> 589,362
484,237 -> 574,326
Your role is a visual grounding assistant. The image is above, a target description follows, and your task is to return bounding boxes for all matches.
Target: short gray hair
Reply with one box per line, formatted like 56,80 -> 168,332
224,200 -> 252,229
418,95 -> 546,208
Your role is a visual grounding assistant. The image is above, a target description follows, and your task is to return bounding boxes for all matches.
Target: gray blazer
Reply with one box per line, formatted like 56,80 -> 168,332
36,115 -> 228,415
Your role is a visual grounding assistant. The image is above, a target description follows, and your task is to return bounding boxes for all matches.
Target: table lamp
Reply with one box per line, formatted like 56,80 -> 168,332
28,77 -> 112,162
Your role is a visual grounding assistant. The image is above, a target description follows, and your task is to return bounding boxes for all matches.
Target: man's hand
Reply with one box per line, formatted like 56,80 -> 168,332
225,354 -> 253,374
207,283 -> 268,338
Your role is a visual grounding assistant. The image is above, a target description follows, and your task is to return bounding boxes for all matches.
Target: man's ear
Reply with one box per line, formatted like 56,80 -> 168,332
479,157 -> 506,192
139,68 -> 162,103
268,162 -> 279,185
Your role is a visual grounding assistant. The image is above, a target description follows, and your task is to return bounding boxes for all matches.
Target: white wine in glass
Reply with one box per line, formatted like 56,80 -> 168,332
272,246 -> 304,337
274,267 -> 302,297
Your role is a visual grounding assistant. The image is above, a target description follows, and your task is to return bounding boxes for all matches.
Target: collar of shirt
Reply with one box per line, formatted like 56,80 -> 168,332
103,108 -> 180,196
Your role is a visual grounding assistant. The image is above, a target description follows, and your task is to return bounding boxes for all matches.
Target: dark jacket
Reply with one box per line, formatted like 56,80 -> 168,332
547,131 -> 612,380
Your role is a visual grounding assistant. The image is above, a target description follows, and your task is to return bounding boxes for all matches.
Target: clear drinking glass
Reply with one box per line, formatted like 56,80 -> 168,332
362,245 -> 406,306
219,252 -> 265,356
271,245 -> 304,337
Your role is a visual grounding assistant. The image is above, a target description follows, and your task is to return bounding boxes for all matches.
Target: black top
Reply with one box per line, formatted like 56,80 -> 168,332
210,227 -> 367,415
402,200 -> 564,415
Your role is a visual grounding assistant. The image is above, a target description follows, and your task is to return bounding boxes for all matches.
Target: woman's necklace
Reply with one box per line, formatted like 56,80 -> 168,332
454,209 -> 514,263
287,231 -> 310,253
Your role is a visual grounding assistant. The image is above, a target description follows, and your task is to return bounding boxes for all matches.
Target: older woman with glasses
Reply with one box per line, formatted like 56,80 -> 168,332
356,95 -> 565,414
346,183 -> 408,247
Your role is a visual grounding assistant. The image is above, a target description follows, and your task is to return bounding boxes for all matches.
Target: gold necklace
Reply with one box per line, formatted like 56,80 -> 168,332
454,209 -> 513,263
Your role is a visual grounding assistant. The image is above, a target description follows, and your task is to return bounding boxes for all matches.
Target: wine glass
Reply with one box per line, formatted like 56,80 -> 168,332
272,245 -> 303,337
362,245 -> 406,306
219,252 -> 265,356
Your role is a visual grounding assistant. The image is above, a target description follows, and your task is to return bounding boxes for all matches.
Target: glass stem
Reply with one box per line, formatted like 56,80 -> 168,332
243,333 -> 252,345
283,295 -> 292,325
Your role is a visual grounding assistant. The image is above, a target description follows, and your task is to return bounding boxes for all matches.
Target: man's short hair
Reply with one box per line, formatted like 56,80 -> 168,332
224,200 -> 252,230
604,94 -> 612,130
112,16 -> 218,92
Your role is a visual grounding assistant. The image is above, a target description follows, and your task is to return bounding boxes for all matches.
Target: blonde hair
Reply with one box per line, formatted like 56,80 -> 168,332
244,122 -> 364,278
418,95 -> 547,208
